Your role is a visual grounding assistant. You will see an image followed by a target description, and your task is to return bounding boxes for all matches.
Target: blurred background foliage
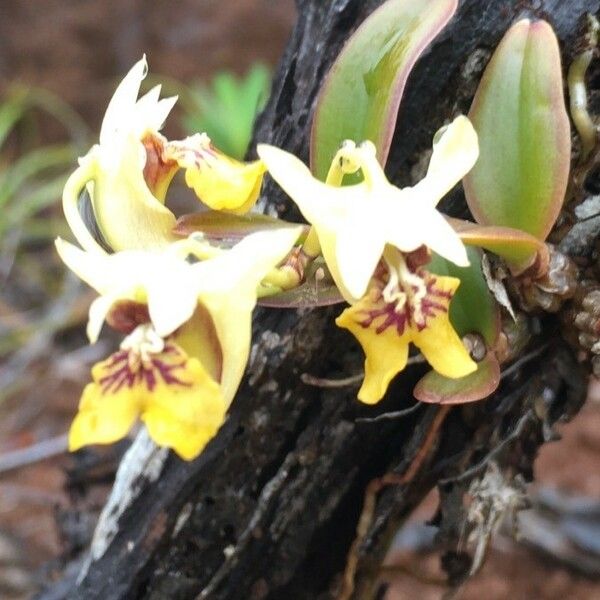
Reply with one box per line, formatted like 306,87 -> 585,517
0,4 -> 295,597
0,64 -> 269,393
180,64 -> 271,159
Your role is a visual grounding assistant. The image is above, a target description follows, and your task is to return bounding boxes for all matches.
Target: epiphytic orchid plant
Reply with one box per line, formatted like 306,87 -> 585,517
57,0 -> 574,460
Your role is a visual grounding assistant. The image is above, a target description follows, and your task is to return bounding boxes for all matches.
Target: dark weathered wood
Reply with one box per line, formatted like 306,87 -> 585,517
38,1 -> 600,599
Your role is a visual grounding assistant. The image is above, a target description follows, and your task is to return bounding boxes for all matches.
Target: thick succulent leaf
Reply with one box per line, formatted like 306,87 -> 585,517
413,352 -> 500,404
464,19 -> 571,241
174,211 -> 307,245
310,0 -> 458,180
450,217 -> 550,275
258,261 -> 344,308
428,247 -> 500,347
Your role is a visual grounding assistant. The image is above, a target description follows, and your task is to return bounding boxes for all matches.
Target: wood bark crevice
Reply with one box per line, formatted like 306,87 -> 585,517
38,1 -> 600,599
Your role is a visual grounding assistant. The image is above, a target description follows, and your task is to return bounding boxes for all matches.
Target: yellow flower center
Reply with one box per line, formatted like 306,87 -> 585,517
141,133 -> 179,201
120,324 -> 166,372
359,251 -> 453,336
163,133 -> 215,170
97,324 -> 194,396
381,251 -> 428,322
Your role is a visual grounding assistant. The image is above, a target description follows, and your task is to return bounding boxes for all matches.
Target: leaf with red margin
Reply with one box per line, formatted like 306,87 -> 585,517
450,217 -> 550,276
428,247 -> 501,348
464,19 -> 571,241
413,352 -> 500,404
174,211 -> 307,246
310,0 -> 458,180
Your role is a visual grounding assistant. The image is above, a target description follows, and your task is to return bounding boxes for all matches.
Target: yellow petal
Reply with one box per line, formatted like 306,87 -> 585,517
194,228 -> 301,405
336,297 -> 410,404
70,342 -> 227,460
78,57 -> 180,251
92,132 -> 177,250
68,353 -> 143,451
411,276 -> 477,378
173,305 -> 223,383
185,157 -> 265,214
412,317 -> 476,379
168,134 -> 266,213
140,349 -> 226,460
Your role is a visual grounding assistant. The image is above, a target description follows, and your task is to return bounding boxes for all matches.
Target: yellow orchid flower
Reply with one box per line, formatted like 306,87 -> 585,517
58,226 -> 301,459
336,248 -> 476,404
62,56 -> 266,254
69,331 -> 225,460
257,116 -> 479,303
164,133 -> 266,214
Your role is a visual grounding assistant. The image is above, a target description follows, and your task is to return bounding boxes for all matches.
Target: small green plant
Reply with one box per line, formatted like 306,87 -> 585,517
0,86 -> 90,386
181,64 -> 271,160
0,86 -> 89,262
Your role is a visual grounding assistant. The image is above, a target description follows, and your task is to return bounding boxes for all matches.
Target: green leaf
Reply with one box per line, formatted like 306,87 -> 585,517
413,352 -> 500,404
450,218 -> 549,275
428,246 -> 500,347
182,64 -> 271,160
0,97 -> 26,149
310,0 -> 458,180
174,211 -> 307,246
464,19 -> 571,241
0,144 -> 75,208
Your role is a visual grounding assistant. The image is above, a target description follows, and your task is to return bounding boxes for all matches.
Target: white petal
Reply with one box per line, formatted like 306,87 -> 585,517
412,115 -> 479,207
55,238 -> 114,293
335,219 -> 385,302
146,261 -> 198,337
147,96 -> 178,132
257,143 -> 368,230
135,88 -> 178,135
87,295 -> 116,343
55,238 -> 152,295
99,56 -> 147,145
419,210 -> 470,267
137,84 -> 161,108
385,193 -> 434,253
195,227 -> 302,295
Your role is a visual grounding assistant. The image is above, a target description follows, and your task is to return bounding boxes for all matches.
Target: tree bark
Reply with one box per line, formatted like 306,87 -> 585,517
39,1 -> 600,599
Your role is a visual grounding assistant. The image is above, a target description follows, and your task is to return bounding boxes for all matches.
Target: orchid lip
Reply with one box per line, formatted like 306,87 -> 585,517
98,345 -> 192,395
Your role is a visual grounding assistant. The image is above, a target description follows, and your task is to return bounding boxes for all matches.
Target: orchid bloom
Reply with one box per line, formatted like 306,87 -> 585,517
63,56 -> 266,254
336,248 -> 476,404
258,116 -> 480,402
56,227 -> 301,459
257,116 -> 479,303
